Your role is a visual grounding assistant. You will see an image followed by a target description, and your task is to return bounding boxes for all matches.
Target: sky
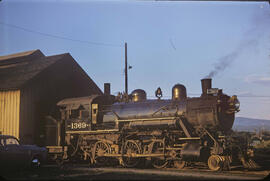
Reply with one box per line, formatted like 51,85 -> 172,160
0,0 -> 270,120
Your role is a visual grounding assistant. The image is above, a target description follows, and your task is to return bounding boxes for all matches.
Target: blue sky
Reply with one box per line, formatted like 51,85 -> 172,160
0,0 -> 270,120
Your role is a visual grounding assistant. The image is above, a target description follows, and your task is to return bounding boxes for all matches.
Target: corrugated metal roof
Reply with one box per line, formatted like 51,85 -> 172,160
0,50 -> 68,91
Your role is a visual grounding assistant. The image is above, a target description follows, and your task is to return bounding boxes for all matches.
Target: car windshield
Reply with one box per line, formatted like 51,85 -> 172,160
0,139 -> 4,146
5,138 -> 19,145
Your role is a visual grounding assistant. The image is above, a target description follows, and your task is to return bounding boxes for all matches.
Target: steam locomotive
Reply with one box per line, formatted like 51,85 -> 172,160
46,78 -> 257,171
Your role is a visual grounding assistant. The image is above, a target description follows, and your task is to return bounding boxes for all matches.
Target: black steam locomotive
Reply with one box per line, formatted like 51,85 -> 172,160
46,78 -> 257,171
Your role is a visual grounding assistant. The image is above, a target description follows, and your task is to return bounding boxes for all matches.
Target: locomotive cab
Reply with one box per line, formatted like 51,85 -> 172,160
56,95 -> 113,132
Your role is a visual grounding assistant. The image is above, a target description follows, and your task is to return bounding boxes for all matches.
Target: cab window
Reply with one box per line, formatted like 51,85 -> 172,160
70,109 -> 79,119
70,106 -> 88,119
80,110 -> 89,118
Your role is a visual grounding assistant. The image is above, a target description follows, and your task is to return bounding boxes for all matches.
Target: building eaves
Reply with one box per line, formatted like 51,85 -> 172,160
0,49 -> 45,67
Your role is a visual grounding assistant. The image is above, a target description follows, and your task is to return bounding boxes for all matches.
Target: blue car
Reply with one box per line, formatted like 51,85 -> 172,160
0,135 -> 47,169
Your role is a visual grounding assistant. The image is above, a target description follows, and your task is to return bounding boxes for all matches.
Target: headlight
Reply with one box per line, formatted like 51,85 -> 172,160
234,99 -> 240,111
227,95 -> 240,113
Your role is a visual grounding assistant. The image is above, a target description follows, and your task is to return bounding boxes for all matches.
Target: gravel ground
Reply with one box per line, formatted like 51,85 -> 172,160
0,164 -> 269,180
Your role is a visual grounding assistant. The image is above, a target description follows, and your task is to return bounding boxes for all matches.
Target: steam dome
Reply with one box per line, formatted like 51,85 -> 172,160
131,89 -> 147,102
172,84 -> 187,101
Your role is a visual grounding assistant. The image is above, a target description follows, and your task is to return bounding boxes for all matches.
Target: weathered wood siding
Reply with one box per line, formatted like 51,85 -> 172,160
0,90 -> 20,138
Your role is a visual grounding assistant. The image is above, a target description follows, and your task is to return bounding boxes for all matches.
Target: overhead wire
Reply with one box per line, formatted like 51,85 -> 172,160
0,21 -> 123,48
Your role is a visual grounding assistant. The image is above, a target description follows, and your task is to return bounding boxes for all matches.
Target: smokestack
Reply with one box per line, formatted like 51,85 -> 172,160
104,83 -> 111,95
201,78 -> 212,96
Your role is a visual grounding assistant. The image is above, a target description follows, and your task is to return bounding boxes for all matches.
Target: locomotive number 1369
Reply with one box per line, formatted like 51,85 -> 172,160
71,122 -> 87,129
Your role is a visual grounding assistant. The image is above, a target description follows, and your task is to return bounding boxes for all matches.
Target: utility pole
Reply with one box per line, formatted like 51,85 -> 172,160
125,42 -> 128,94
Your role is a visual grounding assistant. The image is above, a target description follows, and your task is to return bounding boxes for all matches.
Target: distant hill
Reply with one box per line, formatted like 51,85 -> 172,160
233,117 -> 270,132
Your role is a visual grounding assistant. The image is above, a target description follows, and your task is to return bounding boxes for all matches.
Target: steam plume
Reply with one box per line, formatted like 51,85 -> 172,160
206,6 -> 270,78
206,40 -> 258,78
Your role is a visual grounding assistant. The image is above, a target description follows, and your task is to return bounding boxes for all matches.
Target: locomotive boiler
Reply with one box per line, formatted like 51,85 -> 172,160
102,79 -> 238,133
46,78 -> 257,171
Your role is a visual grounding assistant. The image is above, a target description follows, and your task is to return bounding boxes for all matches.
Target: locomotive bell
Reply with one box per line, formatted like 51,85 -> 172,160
172,84 -> 187,101
201,78 -> 212,96
131,89 -> 147,102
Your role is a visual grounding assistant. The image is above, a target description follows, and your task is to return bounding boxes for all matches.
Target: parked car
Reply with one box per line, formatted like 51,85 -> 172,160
0,135 -> 47,169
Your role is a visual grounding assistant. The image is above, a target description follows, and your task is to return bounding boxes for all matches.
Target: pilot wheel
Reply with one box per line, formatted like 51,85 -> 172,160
174,160 -> 186,169
208,155 -> 224,171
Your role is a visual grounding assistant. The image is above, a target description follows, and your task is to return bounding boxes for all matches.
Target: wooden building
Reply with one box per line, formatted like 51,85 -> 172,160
0,50 -> 102,145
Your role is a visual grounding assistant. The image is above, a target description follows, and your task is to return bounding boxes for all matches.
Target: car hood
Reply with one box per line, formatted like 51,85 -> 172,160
21,145 -> 47,152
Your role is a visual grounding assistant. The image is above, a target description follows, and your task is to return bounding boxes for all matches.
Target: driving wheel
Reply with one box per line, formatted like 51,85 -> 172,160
92,141 -> 111,166
151,141 -> 168,168
122,140 -> 142,168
